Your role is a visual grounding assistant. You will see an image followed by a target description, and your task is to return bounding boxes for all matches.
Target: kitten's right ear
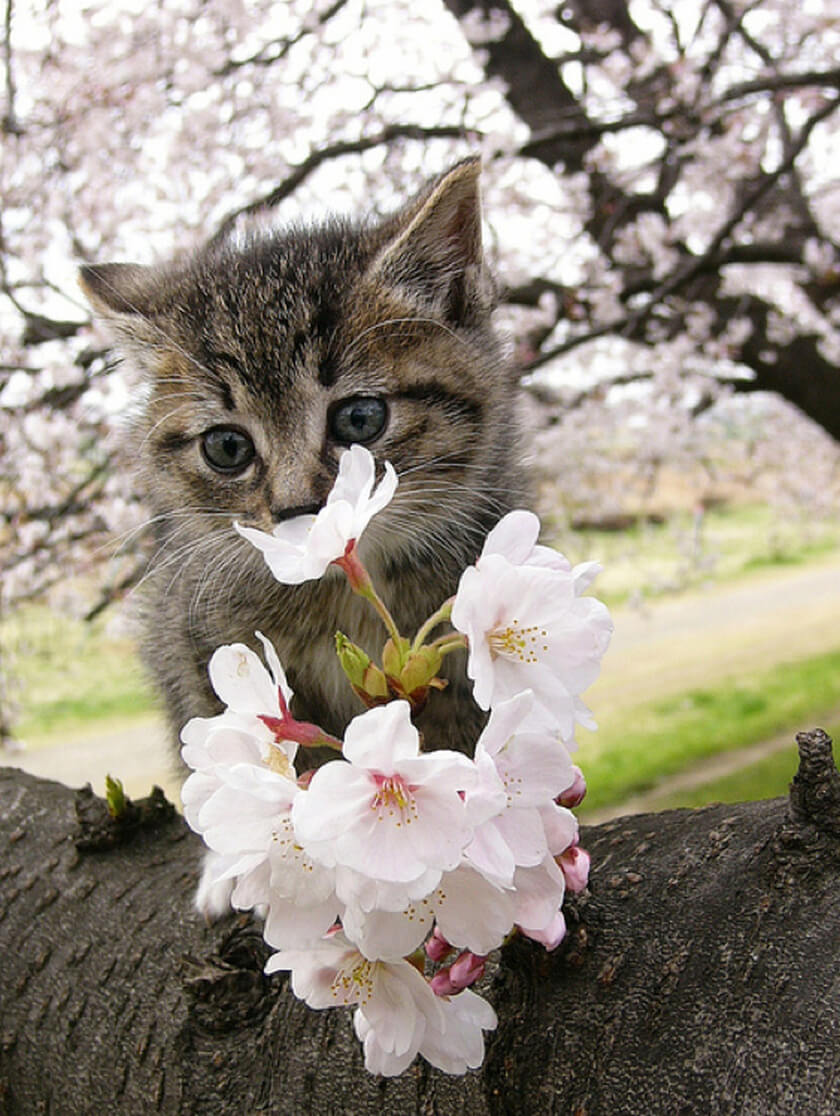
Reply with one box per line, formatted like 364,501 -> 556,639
78,262 -> 155,317
79,262 -> 163,347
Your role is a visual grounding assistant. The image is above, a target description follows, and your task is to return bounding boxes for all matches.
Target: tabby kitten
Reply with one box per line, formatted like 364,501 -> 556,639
80,159 -> 527,761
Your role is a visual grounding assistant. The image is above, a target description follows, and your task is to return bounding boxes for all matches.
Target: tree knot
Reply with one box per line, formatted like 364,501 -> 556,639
788,729 -> 840,837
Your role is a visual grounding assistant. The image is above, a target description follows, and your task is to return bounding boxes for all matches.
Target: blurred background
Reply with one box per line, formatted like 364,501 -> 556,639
2,0 -> 839,820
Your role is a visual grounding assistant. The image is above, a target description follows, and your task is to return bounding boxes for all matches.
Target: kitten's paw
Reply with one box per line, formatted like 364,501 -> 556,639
194,851 -> 234,923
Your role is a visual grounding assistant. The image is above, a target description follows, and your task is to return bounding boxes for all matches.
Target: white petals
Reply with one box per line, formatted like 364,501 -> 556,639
268,933 -> 443,1077
419,989 -> 498,1075
292,701 -> 476,883
451,516 -> 613,744
235,444 -> 397,584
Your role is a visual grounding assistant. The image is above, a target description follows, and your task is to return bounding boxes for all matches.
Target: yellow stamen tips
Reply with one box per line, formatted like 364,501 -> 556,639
371,776 -> 419,824
235,651 -> 250,677
332,958 -> 376,1007
502,770 -> 525,807
488,619 -> 548,664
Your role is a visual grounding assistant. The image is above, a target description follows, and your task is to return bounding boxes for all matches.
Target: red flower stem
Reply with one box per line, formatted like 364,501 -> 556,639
259,714 -> 344,752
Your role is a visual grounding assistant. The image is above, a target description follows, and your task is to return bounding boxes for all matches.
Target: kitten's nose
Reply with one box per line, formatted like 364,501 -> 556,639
271,501 -> 321,523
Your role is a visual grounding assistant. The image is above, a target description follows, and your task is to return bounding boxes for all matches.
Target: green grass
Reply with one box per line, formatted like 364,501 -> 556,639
544,502 -> 840,607
577,647 -> 840,815
2,603 -> 155,743
640,713 -> 840,813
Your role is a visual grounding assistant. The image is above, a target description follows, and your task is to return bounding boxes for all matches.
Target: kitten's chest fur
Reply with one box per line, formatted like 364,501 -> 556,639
143,536 -> 489,756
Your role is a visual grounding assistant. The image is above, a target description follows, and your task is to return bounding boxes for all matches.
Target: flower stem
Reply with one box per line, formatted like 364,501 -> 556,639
430,634 -> 468,658
333,541 -> 404,647
259,714 -> 344,752
307,731 -> 345,752
411,597 -> 454,652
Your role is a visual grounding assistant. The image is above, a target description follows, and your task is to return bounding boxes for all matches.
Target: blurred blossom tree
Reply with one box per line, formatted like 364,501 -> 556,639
1,0 -> 839,627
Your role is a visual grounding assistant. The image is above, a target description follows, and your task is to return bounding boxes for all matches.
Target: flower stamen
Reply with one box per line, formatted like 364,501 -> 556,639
371,773 -> 419,825
487,619 -> 548,664
333,956 -> 376,1006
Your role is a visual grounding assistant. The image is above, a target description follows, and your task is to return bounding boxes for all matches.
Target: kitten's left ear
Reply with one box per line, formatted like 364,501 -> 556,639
368,158 -> 496,326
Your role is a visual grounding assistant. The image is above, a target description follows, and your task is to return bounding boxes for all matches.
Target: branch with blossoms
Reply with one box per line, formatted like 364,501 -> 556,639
180,444 -> 612,1077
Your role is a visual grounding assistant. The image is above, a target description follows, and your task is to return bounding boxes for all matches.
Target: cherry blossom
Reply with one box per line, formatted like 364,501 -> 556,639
512,856 -> 568,941
451,518 -> 613,741
416,988 -> 498,1076
342,863 -> 515,960
180,631 -> 298,776
268,929 -> 497,1077
235,445 -> 397,585
292,700 -> 476,883
176,499 -> 607,1073
266,931 -> 444,1077
557,765 -> 587,809
463,690 -> 578,886
182,722 -> 343,947
558,842 -> 591,895
429,950 -> 486,997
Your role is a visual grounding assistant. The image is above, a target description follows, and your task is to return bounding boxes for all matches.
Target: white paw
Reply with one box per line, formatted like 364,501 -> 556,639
194,850 -> 234,922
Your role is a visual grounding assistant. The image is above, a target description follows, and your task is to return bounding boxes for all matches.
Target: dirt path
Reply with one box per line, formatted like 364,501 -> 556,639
5,713 -> 182,804
586,551 -> 840,711
4,552 -> 840,810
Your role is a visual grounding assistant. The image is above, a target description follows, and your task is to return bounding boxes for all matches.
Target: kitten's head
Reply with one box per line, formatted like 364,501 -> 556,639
80,160 -> 522,581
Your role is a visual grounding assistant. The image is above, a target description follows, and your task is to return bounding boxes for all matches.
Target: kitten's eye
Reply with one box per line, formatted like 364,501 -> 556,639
201,427 -> 256,474
329,397 -> 388,445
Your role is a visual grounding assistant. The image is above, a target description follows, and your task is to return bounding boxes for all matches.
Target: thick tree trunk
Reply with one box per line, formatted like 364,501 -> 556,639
1,730 -> 839,1115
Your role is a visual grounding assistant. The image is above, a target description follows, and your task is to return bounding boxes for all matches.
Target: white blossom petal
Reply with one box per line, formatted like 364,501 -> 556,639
419,989 -> 498,1075
235,445 -> 397,585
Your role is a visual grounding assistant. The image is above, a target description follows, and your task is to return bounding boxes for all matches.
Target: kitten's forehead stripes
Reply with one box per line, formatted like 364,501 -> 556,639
398,384 -> 483,425
202,351 -> 243,411
195,223 -> 367,400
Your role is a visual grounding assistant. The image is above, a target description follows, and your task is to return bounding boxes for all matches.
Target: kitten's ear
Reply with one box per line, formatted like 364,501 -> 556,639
78,262 -> 163,346
368,158 -> 495,325
79,262 -> 155,317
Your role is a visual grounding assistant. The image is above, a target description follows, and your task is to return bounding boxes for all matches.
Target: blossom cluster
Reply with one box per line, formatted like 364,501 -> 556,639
181,445 -> 612,1077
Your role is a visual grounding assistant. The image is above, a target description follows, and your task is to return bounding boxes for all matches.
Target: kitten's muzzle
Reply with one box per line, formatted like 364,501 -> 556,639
271,502 -> 322,522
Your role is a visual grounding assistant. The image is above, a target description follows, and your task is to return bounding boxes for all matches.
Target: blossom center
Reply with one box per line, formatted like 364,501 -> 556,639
371,773 -> 419,825
487,619 -> 548,664
332,955 -> 376,1006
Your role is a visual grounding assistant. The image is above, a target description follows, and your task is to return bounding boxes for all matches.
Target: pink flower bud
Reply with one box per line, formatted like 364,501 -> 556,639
558,844 -> 591,893
556,765 -> 587,808
429,951 -> 487,996
430,968 -> 459,997
448,951 -> 486,990
519,910 -> 567,951
425,925 -> 453,963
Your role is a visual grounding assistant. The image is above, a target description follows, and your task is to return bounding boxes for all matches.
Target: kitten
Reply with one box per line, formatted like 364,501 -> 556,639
80,159 -> 527,764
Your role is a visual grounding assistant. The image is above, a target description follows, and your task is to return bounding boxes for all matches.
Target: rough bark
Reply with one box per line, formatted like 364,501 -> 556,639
1,729 -> 839,1115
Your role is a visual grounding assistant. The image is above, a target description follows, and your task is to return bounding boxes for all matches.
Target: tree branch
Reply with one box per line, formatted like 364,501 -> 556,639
2,729 -> 839,1110
213,0 -> 349,76
213,124 -> 474,239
